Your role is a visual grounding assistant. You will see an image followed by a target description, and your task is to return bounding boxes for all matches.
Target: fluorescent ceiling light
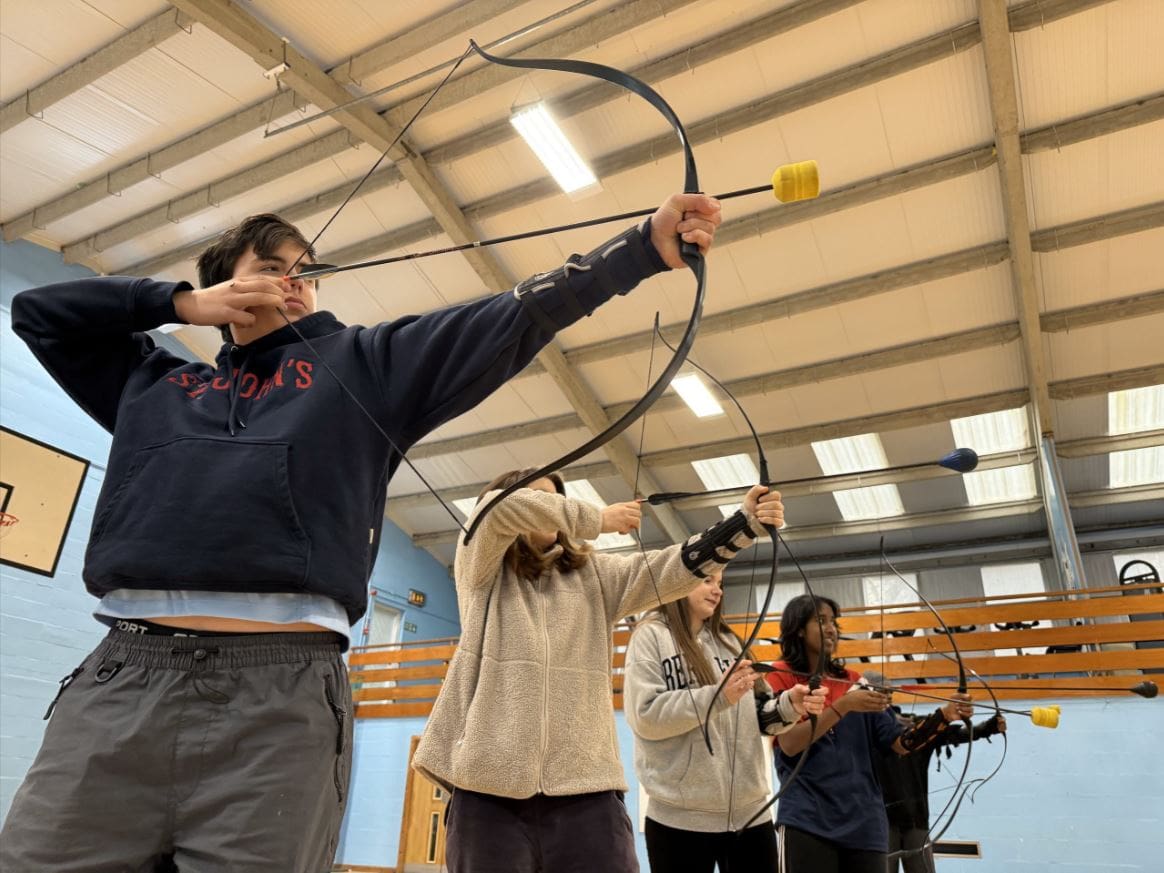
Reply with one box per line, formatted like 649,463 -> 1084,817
962,464 -> 1037,505
1108,385 -> 1164,435
950,408 -> 1030,453
671,373 -> 723,418
1110,447 -> 1164,487
692,454 -> 758,491
811,434 -> 904,521
511,103 -> 598,194
563,479 -> 633,550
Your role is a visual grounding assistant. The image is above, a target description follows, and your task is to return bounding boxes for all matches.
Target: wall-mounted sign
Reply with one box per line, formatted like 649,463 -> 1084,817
408,589 -> 426,607
404,621 -> 418,634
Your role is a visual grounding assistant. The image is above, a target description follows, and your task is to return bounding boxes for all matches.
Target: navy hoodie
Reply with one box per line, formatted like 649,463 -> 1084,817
11,222 -> 667,623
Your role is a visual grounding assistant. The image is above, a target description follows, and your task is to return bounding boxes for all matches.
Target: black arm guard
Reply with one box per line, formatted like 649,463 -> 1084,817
512,219 -> 666,334
679,510 -> 758,577
899,708 -> 953,755
756,690 -> 795,735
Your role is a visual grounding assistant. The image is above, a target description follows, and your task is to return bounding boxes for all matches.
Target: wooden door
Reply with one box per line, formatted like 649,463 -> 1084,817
398,736 -> 449,873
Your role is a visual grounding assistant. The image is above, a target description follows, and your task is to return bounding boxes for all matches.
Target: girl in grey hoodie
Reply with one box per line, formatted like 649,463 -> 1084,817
625,573 -> 827,872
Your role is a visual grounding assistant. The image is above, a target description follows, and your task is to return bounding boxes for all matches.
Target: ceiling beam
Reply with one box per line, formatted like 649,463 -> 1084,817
407,276 -> 1163,461
284,96 -> 1156,380
113,9 -> 1156,280
3,0 -> 692,249
0,0 -> 532,242
428,0 -> 866,167
1041,288 -> 1164,332
0,8 -> 192,135
641,365 -> 1161,470
162,0 -> 689,544
1057,429 -> 1164,457
111,0 -> 872,275
721,523 -> 1164,583
1048,365 -> 1164,401
412,482 -> 1164,549
660,449 -> 1040,513
981,0 -> 1053,433
390,429 -> 1164,513
333,0 -> 527,85
427,0 -> 1113,167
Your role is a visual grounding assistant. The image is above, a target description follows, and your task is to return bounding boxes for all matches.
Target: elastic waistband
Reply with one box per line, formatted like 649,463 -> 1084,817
97,627 -> 344,669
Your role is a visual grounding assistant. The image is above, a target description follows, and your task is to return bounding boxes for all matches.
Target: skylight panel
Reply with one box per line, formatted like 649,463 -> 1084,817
833,485 -> 905,521
811,433 -> 887,475
1108,385 -> 1164,435
950,408 -> 1030,453
950,409 -> 1036,505
453,497 -> 479,520
811,434 -> 904,521
961,464 -> 1037,505
691,454 -> 759,491
1108,386 -> 1164,487
1110,447 -> 1164,487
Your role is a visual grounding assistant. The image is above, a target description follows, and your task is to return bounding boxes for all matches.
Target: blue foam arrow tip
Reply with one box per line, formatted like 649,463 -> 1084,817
938,447 -> 979,473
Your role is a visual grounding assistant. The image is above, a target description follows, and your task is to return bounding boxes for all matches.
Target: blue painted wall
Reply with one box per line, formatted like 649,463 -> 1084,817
0,240 -> 110,822
351,522 -> 460,648
0,237 -> 460,825
336,699 -> 1164,870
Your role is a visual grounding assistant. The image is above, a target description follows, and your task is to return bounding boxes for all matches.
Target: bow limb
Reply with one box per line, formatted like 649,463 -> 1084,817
650,326 -> 826,831
462,39 -> 706,545
878,543 -> 1001,860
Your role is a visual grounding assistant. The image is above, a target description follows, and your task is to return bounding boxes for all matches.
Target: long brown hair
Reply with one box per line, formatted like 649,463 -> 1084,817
476,467 -> 592,581
636,578 -> 766,693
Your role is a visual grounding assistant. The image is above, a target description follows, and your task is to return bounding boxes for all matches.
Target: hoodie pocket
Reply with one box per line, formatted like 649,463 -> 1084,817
87,437 -> 311,590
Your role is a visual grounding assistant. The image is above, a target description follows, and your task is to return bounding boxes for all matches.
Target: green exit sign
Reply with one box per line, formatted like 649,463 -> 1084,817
404,621 -> 418,634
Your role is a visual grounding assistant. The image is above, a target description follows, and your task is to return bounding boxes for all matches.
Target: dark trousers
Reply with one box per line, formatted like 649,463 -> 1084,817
446,787 -> 638,873
0,629 -> 351,873
645,816 -> 779,873
778,825 -> 884,873
886,825 -> 935,873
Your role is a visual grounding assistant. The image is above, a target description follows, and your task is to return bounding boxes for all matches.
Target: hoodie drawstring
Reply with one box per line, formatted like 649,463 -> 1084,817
226,346 -> 250,436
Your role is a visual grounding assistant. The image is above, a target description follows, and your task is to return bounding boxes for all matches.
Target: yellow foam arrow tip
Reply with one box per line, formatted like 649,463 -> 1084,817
772,160 -> 820,203
1030,705 -> 1060,729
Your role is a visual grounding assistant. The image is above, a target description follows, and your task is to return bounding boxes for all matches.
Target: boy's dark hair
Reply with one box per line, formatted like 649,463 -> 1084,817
195,214 -> 315,342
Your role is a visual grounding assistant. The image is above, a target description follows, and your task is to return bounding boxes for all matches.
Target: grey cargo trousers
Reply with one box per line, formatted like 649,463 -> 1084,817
0,629 -> 352,872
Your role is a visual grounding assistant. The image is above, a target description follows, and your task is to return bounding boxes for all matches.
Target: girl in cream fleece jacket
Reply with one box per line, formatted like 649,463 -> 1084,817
412,468 -> 784,873
624,574 -> 826,872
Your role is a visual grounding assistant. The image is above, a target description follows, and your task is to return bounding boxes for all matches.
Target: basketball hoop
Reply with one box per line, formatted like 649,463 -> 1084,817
0,511 -> 18,539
